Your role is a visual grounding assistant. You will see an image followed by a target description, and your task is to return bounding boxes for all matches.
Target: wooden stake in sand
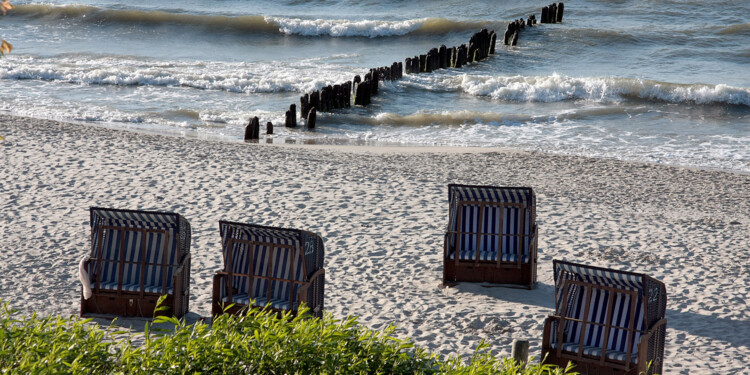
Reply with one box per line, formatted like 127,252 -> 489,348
244,116 -> 260,140
511,339 -> 529,365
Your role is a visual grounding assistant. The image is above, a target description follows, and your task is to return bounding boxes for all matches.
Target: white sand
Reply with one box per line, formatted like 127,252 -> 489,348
1,115 -> 748,373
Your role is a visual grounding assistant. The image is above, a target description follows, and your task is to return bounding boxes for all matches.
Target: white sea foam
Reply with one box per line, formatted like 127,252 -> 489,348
0,55 -> 356,94
407,73 -> 750,107
265,17 -> 425,38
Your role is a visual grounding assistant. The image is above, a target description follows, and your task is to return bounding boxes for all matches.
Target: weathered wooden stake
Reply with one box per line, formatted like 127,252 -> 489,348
557,2 -> 564,22
289,104 -> 297,127
439,45 -> 448,69
310,91 -> 320,114
511,339 -> 529,365
244,116 -> 260,140
550,3 -> 557,23
266,121 -> 273,135
301,94 -> 309,118
489,32 -> 497,54
504,23 -> 514,45
541,6 -> 549,23
306,107 -> 316,129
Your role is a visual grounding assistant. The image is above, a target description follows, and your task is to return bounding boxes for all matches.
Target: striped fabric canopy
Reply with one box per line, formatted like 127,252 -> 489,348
551,260 -> 649,363
88,207 -> 183,293
446,184 -> 535,263
219,221 -> 316,311
449,184 -> 532,204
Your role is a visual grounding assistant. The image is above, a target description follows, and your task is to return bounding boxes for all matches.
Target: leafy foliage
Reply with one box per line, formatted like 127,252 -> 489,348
0,300 -> 577,374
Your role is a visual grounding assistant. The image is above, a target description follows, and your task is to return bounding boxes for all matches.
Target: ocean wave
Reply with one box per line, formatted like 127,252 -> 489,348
452,74 -> 750,107
0,55 -> 356,93
266,17 -> 490,37
718,23 -> 750,35
13,4 -> 279,33
13,4 -> 491,37
322,110 -> 534,127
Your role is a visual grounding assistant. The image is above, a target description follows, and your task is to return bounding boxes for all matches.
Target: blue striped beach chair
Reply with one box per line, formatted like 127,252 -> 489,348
212,221 -> 325,318
443,184 -> 537,288
79,207 -> 191,318
542,260 -> 667,375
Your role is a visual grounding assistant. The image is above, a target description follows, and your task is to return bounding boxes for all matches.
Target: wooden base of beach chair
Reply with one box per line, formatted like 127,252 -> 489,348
540,351 -> 644,375
443,260 -> 535,289
80,291 -> 177,318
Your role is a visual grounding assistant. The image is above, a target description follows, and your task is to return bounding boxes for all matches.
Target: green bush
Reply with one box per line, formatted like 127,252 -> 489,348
0,299 -> 575,374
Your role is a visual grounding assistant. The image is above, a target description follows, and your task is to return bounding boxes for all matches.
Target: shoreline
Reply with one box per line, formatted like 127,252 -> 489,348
1,114 -> 749,373
6,113 -> 747,176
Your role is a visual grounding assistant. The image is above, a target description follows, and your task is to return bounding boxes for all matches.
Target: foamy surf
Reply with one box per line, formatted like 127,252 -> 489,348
0,55 -> 357,94
445,74 -> 750,107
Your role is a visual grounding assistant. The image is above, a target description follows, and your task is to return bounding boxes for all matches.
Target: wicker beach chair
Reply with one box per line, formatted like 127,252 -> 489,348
212,221 -> 325,318
443,184 -> 537,288
79,207 -> 191,318
542,260 -> 667,375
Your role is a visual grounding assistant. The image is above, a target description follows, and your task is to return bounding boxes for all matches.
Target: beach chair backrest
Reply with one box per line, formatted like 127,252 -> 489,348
553,260 -> 664,361
220,222 -> 316,305
448,184 -> 535,259
89,207 -> 184,293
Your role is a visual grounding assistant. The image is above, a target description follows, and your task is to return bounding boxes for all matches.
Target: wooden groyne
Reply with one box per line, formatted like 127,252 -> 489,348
245,3 -> 564,140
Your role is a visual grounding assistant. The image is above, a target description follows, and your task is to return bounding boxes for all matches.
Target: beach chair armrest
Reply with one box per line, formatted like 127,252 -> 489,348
637,318 -> 667,347
298,268 -> 325,300
542,315 -> 561,347
635,318 -> 666,370
174,253 -> 191,295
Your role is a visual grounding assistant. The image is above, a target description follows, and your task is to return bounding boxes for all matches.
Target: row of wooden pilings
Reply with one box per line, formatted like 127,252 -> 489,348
541,2 -> 564,24
244,3 -> 564,140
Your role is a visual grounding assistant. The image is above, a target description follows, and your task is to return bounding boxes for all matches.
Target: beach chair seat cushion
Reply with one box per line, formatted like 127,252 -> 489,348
549,342 -> 637,363
221,294 -> 299,311
448,250 -> 529,263
97,281 -> 173,294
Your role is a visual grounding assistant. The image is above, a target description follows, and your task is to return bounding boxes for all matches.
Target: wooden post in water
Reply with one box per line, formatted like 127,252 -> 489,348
289,104 -> 297,127
504,23 -> 514,45
266,121 -> 273,135
541,6 -> 549,23
310,91 -> 320,114
489,31 -> 497,54
439,45 -> 448,69
459,44 -> 468,67
301,94 -> 309,118
306,107 -> 316,129
557,2 -> 564,22
550,3 -> 557,23
345,81 -> 352,107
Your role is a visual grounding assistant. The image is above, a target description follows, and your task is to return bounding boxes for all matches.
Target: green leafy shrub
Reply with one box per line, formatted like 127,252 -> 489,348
0,300 -> 575,374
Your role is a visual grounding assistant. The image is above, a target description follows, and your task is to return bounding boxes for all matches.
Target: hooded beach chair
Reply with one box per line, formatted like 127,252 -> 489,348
212,221 -> 325,318
542,260 -> 667,375
443,184 -> 537,288
79,207 -> 191,318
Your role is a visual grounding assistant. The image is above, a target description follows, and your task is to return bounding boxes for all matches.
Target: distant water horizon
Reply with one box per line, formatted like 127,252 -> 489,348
1,0 -> 749,172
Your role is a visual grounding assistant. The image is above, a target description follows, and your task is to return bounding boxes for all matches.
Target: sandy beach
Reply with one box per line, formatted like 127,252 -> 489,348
1,115 -> 748,374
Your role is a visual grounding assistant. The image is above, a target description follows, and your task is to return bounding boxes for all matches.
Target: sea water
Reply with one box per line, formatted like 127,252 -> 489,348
1,0 -> 748,172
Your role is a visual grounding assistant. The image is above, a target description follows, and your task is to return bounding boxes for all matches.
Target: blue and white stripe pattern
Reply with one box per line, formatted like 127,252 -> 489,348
553,260 -> 647,363
89,208 -> 181,294
447,185 -> 534,263
219,222 -> 306,311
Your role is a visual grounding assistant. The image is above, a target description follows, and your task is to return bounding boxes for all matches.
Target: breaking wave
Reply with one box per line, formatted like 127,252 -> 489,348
13,4 -> 492,37
450,74 -> 750,107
